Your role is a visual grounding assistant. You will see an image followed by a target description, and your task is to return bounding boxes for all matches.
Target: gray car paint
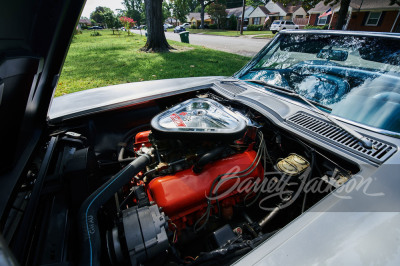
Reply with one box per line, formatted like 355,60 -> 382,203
49,75 -> 400,265
47,32 -> 400,266
49,76 -> 224,123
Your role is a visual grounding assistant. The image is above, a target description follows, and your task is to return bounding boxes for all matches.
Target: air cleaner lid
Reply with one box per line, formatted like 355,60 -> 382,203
151,98 -> 247,140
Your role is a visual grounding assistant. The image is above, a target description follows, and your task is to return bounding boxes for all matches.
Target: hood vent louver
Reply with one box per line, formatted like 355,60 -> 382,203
287,112 -> 396,164
214,81 -> 247,97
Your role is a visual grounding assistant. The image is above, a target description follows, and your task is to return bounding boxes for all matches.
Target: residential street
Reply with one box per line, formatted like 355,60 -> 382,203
131,29 -> 271,57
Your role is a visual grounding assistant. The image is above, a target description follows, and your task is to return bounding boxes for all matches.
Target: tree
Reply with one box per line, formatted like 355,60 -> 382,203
162,1 -> 172,21
228,14 -> 237,30
206,0 -> 227,29
90,6 -> 115,27
141,0 -> 173,52
197,1 -> 216,28
188,0 -> 199,11
122,0 -> 145,25
172,0 -> 191,24
273,0 -> 319,11
247,0 -> 268,7
104,11 -> 118,29
120,16 -> 136,35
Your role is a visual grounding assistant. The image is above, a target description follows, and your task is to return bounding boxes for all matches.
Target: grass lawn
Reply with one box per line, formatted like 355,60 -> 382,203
167,28 -> 274,37
56,30 -> 249,97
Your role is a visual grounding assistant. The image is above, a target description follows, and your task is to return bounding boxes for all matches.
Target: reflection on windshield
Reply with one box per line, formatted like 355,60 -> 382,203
238,34 -> 400,133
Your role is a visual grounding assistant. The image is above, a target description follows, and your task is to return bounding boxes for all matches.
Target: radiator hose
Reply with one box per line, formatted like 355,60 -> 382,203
193,146 -> 226,174
78,154 -> 151,266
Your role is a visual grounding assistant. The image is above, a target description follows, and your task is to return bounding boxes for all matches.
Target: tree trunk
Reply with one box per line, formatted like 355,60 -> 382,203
336,0 -> 351,30
141,0 -> 173,52
200,1 -> 205,29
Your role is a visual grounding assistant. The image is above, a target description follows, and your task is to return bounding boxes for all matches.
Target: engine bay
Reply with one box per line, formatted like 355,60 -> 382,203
3,90 -> 360,266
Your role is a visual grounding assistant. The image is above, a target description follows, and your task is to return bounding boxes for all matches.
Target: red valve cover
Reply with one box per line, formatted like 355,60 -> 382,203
147,150 -> 264,221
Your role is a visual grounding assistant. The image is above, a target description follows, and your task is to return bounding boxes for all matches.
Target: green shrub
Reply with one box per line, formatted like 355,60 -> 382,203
90,31 -> 102,36
228,15 -> 237,30
247,25 -> 263,31
190,24 -> 197,29
81,24 -> 88,30
209,24 -> 218,29
304,24 -> 329,30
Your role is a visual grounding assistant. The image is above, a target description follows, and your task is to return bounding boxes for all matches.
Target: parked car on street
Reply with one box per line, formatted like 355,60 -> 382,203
270,20 -> 299,33
173,25 -> 186,33
2,0 -> 400,265
181,22 -> 191,28
88,26 -> 103,30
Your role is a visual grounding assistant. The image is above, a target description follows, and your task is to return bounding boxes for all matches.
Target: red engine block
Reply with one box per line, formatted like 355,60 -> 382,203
134,131 -> 264,230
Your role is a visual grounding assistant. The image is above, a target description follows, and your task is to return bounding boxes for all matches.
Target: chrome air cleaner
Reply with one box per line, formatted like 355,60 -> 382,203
151,98 -> 247,140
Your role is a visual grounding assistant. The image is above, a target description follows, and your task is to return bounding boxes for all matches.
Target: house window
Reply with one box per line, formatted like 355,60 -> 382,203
365,12 -> 382,26
318,15 -> 328,25
295,15 -> 303,18
253,17 -> 261,24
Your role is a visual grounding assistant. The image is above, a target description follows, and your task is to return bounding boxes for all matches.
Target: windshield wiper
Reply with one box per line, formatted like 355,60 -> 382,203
243,79 -> 374,149
244,79 -> 330,110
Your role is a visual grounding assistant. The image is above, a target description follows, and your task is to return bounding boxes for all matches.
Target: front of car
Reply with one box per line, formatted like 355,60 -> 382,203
270,20 -> 282,33
1,1 -> 400,263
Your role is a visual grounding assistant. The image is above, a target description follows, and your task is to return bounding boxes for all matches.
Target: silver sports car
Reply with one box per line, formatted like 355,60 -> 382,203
1,1 -> 400,265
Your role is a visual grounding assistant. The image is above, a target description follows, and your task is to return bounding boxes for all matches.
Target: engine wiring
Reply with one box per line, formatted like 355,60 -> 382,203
194,131 -> 267,232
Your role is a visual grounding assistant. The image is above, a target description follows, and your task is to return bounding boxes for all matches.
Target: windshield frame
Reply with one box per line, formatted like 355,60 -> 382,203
234,30 -> 400,138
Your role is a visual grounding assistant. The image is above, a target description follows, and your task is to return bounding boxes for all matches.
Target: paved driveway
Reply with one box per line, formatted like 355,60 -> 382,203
131,30 -> 271,57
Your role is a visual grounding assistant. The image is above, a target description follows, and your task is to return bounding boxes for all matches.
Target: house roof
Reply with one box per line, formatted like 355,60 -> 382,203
187,12 -> 212,21
309,0 -> 400,13
350,0 -> 400,10
226,6 -> 253,17
79,18 -> 91,24
275,2 -> 303,14
165,17 -> 180,23
249,5 -> 272,18
259,6 -> 271,15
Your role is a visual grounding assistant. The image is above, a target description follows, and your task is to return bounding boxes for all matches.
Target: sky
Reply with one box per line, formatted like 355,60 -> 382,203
81,0 -> 125,18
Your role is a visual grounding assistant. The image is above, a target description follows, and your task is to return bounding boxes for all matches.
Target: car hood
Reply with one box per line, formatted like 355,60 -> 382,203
49,76 -> 225,123
0,0 -> 86,174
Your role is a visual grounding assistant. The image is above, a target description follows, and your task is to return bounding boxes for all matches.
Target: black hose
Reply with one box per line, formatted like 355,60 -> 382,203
192,146 -> 226,174
118,124 -> 150,163
78,154 -> 151,266
189,231 -> 277,265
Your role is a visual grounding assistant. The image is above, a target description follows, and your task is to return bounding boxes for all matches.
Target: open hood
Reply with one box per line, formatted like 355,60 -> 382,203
0,0 -> 86,220
0,0 -> 86,174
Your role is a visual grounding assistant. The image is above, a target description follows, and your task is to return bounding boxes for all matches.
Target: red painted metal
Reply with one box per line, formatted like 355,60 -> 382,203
134,130 -> 151,151
148,150 -> 264,222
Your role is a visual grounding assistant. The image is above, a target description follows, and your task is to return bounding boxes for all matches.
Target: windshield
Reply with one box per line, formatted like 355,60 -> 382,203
237,33 -> 400,134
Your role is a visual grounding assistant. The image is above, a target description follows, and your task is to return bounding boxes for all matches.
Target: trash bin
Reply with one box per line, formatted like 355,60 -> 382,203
179,31 -> 189,43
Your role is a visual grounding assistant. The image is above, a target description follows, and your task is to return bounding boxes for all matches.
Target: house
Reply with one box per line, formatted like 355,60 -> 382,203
225,6 -> 255,26
265,1 -> 308,19
78,18 -> 91,29
165,17 -> 180,27
248,3 -> 307,27
186,13 -> 214,27
308,0 -> 400,32
249,6 -> 271,26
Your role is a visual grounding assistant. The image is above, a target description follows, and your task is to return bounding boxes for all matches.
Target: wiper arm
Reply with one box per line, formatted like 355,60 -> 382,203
244,79 -> 330,110
243,79 -> 373,149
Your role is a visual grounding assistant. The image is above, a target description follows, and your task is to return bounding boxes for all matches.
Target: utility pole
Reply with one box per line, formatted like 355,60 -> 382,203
240,0 -> 246,35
